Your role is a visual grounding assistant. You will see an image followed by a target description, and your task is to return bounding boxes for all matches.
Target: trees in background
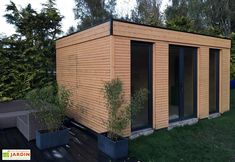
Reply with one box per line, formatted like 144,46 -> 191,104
165,0 -> 205,32
70,0 -> 235,78
73,0 -> 116,31
131,0 -> 162,26
165,0 -> 235,79
1,0 -> 235,101
0,0 -> 63,101
204,0 -> 232,37
71,0 -> 163,32
165,0 -> 234,37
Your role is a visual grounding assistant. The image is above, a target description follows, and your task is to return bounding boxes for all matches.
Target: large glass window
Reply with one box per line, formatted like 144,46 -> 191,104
184,48 -> 194,118
169,45 -> 197,122
209,49 -> 220,114
131,41 -> 152,131
169,47 -> 180,121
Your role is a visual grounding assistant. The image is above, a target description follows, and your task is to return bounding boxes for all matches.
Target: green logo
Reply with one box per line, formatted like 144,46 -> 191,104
2,151 -> 9,158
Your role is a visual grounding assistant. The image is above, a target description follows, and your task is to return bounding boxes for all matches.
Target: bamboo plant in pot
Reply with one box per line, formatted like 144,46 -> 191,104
26,84 -> 72,150
98,78 -> 147,159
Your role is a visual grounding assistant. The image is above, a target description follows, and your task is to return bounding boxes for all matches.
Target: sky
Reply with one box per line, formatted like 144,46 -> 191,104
0,0 -> 169,36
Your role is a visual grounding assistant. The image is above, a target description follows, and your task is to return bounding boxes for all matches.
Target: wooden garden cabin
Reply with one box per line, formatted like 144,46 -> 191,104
56,19 -> 231,136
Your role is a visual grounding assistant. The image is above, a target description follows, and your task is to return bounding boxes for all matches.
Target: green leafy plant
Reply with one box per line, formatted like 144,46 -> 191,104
103,78 -> 148,140
231,33 -> 235,80
25,84 -> 71,132
0,0 -> 63,101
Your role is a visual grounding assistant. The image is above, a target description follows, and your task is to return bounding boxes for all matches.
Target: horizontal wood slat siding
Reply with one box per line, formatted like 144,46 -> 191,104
220,49 -> 230,113
113,21 -> 231,49
113,36 -> 131,136
56,20 -> 231,136
57,36 -> 111,133
56,45 -> 77,118
112,36 -> 230,134
198,47 -> 209,118
155,41 -> 169,129
113,37 -> 170,131
56,22 -> 110,49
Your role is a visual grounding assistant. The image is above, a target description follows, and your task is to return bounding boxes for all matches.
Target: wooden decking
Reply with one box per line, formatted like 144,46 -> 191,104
0,125 -> 138,162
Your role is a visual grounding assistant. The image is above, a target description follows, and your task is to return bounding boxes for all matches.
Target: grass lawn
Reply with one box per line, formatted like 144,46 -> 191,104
129,89 -> 235,162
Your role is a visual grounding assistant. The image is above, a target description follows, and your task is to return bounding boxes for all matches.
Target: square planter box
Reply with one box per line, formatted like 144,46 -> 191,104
98,133 -> 128,159
36,128 -> 69,150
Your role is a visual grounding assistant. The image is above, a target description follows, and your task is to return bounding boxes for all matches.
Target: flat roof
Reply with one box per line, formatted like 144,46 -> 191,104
57,18 -> 231,41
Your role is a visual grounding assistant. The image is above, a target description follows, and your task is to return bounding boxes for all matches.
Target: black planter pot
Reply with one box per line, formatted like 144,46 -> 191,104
36,128 -> 69,150
98,133 -> 128,159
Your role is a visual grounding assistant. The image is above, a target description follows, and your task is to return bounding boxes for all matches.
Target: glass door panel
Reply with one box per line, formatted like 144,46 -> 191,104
169,46 -> 180,121
183,48 -> 195,118
169,45 -> 197,122
209,49 -> 219,114
131,41 -> 152,131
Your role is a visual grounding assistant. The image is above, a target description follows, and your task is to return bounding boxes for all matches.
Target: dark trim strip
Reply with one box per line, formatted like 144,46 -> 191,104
112,19 -> 230,40
179,47 -> 184,118
148,42 -> 153,128
56,18 -> 231,41
193,48 -> 198,117
110,17 -> 113,35
64,116 -> 98,138
216,50 -> 220,113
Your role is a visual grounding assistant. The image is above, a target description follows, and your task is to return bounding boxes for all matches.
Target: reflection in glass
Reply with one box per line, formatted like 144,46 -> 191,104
209,49 -> 219,114
184,48 -> 194,118
169,46 -> 180,121
169,45 -> 196,121
131,42 -> 151,130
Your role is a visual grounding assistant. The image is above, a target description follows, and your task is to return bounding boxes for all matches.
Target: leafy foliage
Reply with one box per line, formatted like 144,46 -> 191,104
73,0 -> 116,31
0,0 -> 63,101
231,33 -> 235,79
165,0 -> 234,37
103,78 -> 148,140
25,84 -> 72,132
165,0 -> 235,78
131,0 -> 162,26
166,16 -> 194,32
165,0 -> 205,33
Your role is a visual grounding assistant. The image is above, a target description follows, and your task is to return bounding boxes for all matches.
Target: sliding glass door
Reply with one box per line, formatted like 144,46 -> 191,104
169,45 -> 197,122
209,49 -> 220,114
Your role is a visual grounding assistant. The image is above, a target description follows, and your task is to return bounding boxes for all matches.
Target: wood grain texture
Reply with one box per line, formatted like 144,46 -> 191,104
56,22 -> 110,49
198,47 -> 209,118
56,20 -> 230,136
155,41 -> 169,129
113,36 -> 131,136
113,21 -> 231,49
57,36 -> 111,133
220,48 -> 230,113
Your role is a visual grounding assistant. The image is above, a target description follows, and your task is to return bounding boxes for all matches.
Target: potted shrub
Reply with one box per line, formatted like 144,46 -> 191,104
98,78 -> 147,159
26,84 -> 72,150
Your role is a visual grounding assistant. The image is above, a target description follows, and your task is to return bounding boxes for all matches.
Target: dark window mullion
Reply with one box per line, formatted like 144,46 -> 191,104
216,50 -> 220,112
179,47 -> 184,120
147,45 -> 153,128
193,48 -> 198,117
